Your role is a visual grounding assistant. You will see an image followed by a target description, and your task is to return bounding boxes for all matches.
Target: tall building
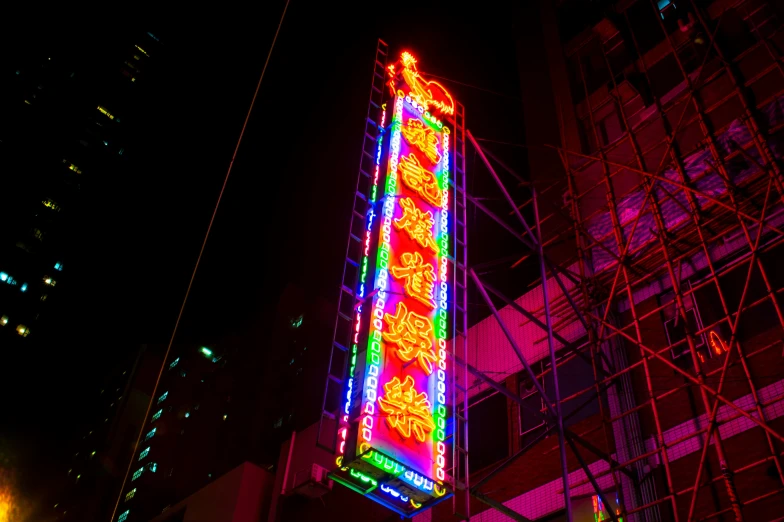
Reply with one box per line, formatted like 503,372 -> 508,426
50,345 -> 162,522
0,28 -> 161,343
113,285 -> 335,522
263,284 -> 336,438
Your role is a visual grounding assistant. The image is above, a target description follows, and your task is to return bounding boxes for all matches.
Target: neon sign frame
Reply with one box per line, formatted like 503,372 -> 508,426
329,50 -> 456,517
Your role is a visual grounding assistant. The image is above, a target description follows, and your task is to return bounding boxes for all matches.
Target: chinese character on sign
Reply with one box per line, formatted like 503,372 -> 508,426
402,119 -> 441,165
399,153 -> 442,207
383,301 -> 437,374
378,375 -> 436,443
391,251 -> 436,309
395,197 -> 439,254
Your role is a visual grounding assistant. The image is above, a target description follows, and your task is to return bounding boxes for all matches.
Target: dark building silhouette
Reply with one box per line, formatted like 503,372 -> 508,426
106,284 -> 333,522
0,28 -> 161,344
49,345 -> 162,522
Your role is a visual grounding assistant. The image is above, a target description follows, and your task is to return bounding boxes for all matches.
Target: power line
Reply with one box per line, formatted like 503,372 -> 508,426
420,70 -> 521,101
108,1 -> 291,520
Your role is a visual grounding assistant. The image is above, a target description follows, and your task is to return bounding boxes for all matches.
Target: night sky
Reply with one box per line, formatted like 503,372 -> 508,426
2,2 -> 527,511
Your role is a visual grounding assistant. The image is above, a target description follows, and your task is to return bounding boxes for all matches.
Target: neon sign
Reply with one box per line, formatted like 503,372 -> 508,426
708,331 -> 728,355
389,52 -> 455,116
330,50 -> 455,517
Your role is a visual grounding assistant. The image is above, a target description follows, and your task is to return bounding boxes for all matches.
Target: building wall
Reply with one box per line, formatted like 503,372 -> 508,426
50,345 -> 161,522
148,462 -> 273,522
493,0 -> 784,520
267,422 -> 399,522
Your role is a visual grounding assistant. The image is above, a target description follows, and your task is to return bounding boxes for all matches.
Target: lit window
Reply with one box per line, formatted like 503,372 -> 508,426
184,412 -> 190,418
0,272 -> 7,282
169,357 -> 179,369
43,277 -> 56,286
144,428 -> 156,441
54,262 -> 63,271
135,45 -> 150,57
103,140 -> 109,146
0,316 -> 8,326
42,198 -> 61,211
33,229 -> 44,240
125,488 -> 136,502
139,447 -> 150,460
151,409 -> 162,422
147,462 -> 157,473
157,391 -> 168,404
97,106 -> 115,120
40,294 -> 48,302
200,346 -> 213,358
20,283 -> 27,292
132,467 -> 144,481
90,451 -> 96,457
16,325 -> 29,337
223,414 -> 228,421
119,148 -> 125,155
118,509 -> 130,522
290,315 -> 303,328
65,162 -> 82,174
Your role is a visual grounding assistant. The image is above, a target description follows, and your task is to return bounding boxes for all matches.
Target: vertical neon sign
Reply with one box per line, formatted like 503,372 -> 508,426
331,51 -> 456,517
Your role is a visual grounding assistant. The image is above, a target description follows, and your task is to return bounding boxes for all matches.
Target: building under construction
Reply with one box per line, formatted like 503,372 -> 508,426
445,0 -> 784,520
275,1 -> 784,522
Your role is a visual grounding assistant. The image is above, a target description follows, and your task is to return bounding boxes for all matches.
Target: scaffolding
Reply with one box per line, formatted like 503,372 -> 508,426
452,1 -> 784,521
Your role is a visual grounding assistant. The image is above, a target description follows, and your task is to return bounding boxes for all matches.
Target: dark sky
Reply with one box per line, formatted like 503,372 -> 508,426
3,1 -> 527,510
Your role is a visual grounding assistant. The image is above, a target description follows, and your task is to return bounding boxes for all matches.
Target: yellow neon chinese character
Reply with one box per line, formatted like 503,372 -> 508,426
402,119 -> 441,165
383,301 -> 437,374
378,375 -> 435,443
391,252 -> 436,309
399,153 -> 442,207
394,197 -> 439,254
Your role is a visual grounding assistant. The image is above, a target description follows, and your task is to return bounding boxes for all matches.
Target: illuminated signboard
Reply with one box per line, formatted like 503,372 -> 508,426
329,51 -> 455,517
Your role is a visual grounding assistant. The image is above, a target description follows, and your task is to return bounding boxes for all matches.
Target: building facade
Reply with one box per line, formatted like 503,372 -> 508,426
51,345 -> 162,522
115,342 -> 242,522
0,28 -> 161,343
443,0 -> 784,520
